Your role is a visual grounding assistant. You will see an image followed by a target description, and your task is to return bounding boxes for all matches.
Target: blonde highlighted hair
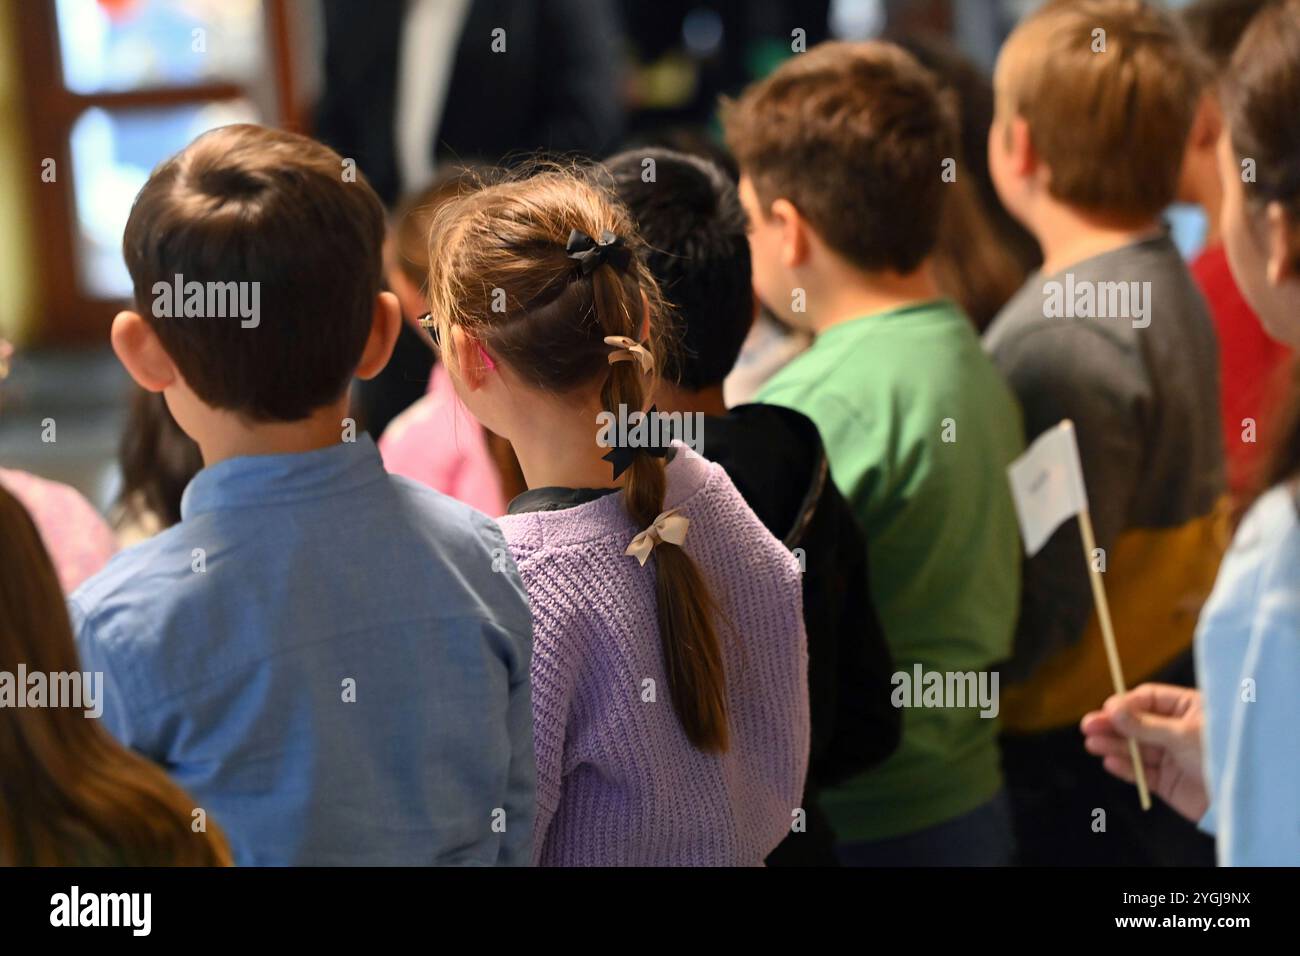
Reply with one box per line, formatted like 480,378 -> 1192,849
425,166 -> 730,752
994,0 -> 1203,220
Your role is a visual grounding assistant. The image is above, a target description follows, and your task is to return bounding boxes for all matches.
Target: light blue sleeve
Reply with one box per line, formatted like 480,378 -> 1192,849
68,597 -> 145,751
1216,591 -> 1300,866
495,620 -> 537,866
468,518 -> 538,865
1194,490 -> 1288,846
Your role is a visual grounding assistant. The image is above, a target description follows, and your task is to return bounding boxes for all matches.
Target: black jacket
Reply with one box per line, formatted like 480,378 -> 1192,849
315,0 -> 626,205
700,404 -> 900,864
320,0 -> 626,436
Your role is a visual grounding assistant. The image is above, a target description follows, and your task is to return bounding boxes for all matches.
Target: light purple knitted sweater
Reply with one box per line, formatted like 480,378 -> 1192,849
498,444 -> 810,866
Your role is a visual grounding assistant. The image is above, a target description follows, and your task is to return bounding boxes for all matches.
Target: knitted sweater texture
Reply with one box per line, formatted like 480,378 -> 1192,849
498,445 -> 810,865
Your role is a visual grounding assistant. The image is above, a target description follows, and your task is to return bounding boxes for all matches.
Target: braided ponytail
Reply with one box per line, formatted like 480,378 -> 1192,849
592,266 -> 730,753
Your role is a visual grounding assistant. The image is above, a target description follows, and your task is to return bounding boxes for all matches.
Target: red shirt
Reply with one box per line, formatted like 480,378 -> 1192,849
1191,243 -> 1292,496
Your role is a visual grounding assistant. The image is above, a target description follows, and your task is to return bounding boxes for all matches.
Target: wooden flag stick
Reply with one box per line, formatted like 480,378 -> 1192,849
1077,508 -> 1152,811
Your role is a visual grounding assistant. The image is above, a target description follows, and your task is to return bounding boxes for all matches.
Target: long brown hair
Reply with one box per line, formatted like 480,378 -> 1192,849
425,167 -> 729,752
1221,0 -> 1300,500
0,487 -> 231,865
115,387 -> 202,531
895,32 -> 1038,329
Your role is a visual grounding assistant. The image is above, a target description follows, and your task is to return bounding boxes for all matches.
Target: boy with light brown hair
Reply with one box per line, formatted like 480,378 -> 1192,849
983,0 -> 1226,865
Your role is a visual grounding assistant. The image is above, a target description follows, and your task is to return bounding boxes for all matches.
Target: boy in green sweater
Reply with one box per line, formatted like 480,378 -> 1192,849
724,41 -> 1024,864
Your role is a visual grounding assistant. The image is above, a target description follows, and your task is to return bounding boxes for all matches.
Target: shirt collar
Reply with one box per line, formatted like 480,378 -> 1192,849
180,435 -> 385,519
507,485 -> 619,515
814,297 -> 956,343
505,447 -> 683,516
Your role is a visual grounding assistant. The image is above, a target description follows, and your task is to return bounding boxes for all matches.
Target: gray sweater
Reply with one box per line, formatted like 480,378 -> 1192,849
984,234 -> 1224,686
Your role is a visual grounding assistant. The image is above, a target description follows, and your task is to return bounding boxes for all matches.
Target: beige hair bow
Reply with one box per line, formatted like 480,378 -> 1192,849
625,508 -> 690,566
604,335 -> 654,374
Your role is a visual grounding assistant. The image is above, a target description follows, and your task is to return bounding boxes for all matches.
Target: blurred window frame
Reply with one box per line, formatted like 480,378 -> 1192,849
14,0 -> 302,344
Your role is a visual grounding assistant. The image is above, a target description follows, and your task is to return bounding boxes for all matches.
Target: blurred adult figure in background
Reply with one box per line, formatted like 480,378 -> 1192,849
316,0 -> 627,438
316,0 -> 625,205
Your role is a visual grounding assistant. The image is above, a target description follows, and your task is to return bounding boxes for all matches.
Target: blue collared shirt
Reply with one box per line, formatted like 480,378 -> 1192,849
70,436 -> 535,866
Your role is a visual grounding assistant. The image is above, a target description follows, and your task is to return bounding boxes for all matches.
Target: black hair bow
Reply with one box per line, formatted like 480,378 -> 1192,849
566,229 -> 633,275
601,405 -> 673,480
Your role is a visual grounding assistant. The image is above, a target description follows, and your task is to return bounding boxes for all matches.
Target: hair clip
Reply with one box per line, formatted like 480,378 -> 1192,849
566,229 -> 633,275
625,507 -> 690,567
604,335 -> 654,374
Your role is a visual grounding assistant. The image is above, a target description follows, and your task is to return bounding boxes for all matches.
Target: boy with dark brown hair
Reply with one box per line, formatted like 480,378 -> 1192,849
72,124 -> 535,866
725,42 -> 1025,865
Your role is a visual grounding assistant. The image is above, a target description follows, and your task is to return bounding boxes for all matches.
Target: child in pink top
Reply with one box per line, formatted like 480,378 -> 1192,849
0,340 -> 116,591
379,362 -> 505,515
0,468 -> 116,593
377,172 -> 507,515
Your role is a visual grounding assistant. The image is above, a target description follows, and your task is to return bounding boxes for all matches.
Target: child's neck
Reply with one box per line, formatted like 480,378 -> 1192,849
807,261 -> 942,335
192,397 -> 354,468
1032,201 -> 1163,276
654,382 -> 728,418
509,400 -> 626,492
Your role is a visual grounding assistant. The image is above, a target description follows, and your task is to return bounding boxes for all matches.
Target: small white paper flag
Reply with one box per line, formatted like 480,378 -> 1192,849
1007,420 -> 1090,557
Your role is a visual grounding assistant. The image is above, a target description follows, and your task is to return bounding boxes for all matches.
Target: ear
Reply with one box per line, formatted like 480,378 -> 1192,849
110,311 -> 177,393
770,197 -> 810,269
1192,92 -> 1222,149
354,291 -> 403,381
447,325 -> 492,391
1007,115 -> 1038,179
1265,201 -> 1297,285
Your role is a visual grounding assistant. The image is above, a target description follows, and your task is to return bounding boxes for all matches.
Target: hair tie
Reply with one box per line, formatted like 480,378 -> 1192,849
601,405 -> 672,479
625,507 -> 690,567
566,228 -> 633,275
604,335 -> 654,374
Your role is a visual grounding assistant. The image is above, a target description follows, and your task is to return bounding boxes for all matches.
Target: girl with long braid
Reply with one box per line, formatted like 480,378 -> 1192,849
423,167 -> 809,865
